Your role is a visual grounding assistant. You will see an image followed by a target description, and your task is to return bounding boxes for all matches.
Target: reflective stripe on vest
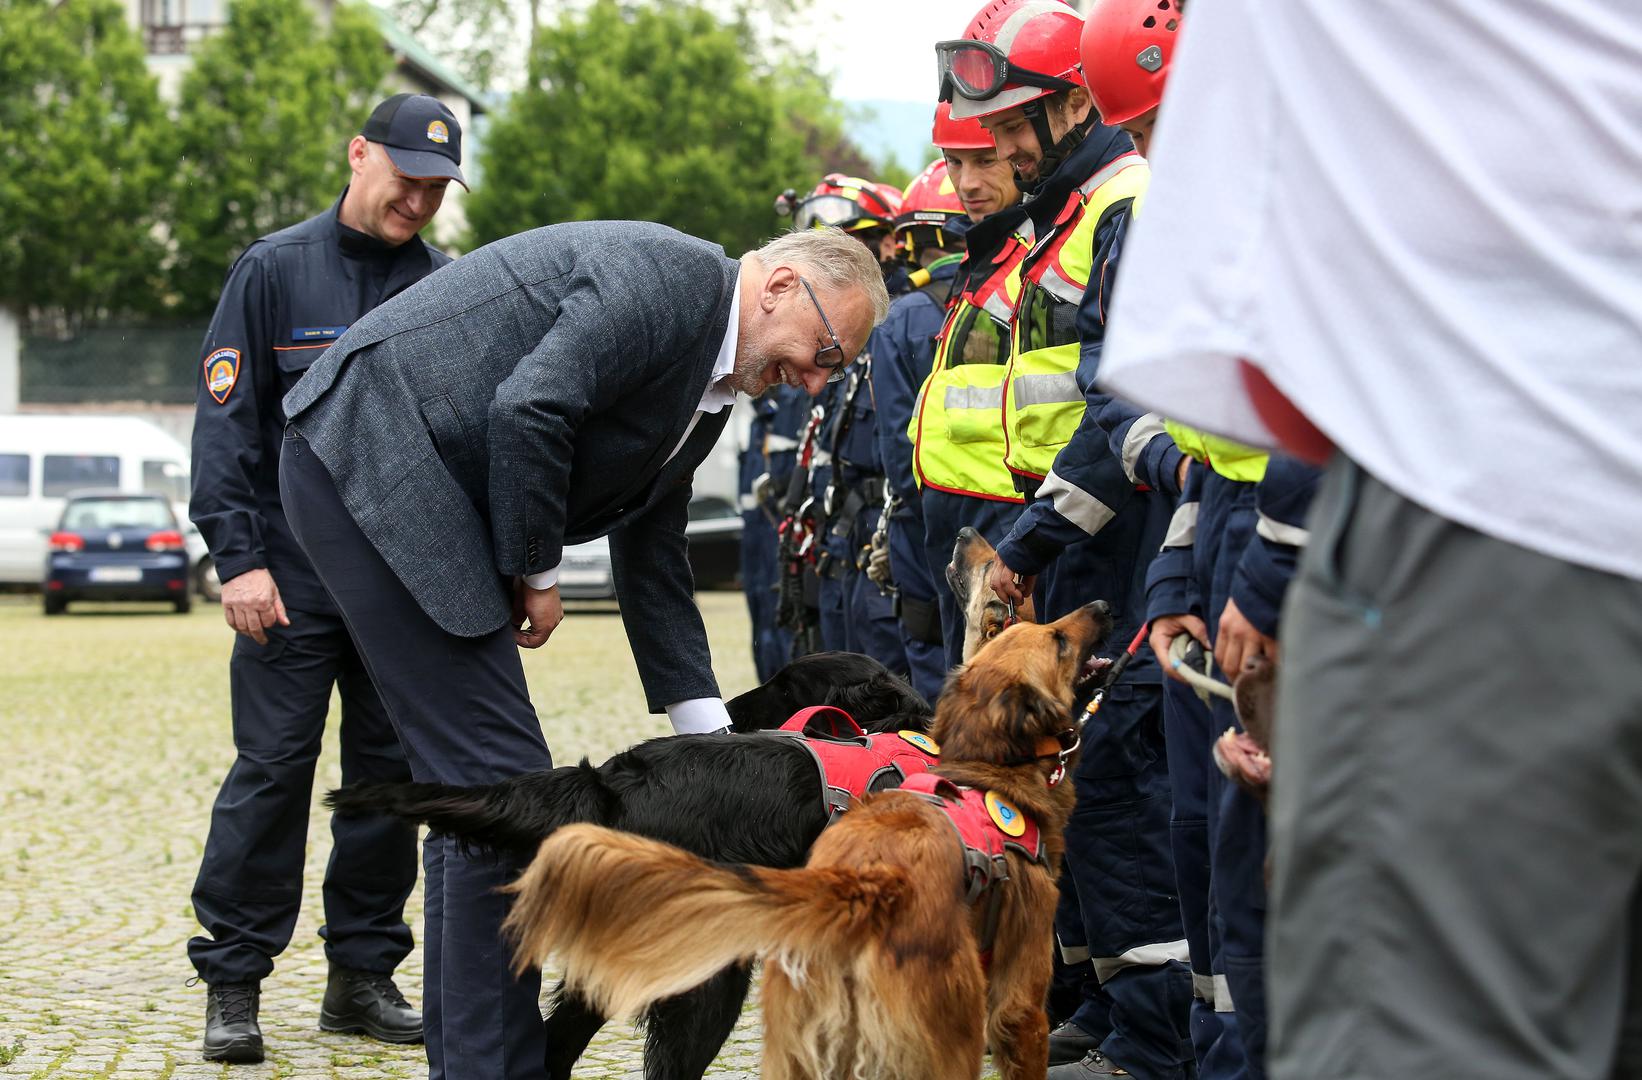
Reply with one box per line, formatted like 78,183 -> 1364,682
910,227 -> 1035,503
1160,419 -> 1269,483
1001,153 -> 1150,480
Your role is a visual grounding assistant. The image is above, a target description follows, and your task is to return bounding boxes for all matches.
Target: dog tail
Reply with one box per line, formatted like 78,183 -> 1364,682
326,763 -> 615,854
503,823 -> 909,1020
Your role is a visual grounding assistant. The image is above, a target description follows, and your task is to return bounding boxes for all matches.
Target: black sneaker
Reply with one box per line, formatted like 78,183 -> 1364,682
203,982 -> 264,1063
1047,1049 -> 1131,1077
1048,1019 -> 1104,1065
318,964 -> 423,1044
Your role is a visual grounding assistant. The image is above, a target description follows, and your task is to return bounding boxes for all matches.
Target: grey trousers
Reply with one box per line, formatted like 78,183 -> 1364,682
1268,457 -> 1642,1079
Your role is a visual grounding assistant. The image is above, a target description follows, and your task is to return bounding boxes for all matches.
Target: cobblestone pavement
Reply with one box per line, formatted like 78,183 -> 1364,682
0,593 -> 768,1079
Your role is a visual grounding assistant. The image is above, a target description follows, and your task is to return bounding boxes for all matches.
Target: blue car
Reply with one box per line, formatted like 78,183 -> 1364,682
43,492 -> 192,615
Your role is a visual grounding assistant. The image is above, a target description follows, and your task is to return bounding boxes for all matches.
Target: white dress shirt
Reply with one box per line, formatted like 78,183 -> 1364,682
1099,0 -> 1642,582
527,270 -> 744,733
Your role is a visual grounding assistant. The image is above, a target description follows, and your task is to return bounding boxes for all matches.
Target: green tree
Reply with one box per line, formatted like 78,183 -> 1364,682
466,0 -> 860,256
167,0 -> 389,315
0,0 -> 171,325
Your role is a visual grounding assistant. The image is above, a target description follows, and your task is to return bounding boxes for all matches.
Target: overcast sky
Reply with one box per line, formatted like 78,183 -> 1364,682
805,0 -> 970,103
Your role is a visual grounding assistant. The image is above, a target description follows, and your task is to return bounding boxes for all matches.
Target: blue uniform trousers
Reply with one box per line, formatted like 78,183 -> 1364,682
282,432 -> 550,1080
819,508 -> 906,670
189,608 -> 418,985
1164,678 -> 1248,1080
1039,497 -> 1194,1080
920,489 -> 1023,669
1180,472 -> 1268,1080
886,499 -> 947,702
739,507 -> 789,682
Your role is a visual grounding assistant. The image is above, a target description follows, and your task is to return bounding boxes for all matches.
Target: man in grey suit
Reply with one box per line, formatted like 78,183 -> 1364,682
278,220 -> 889,1079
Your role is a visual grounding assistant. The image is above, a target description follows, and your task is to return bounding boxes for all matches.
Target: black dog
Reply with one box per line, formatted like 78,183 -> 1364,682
327,651 -> 932,1080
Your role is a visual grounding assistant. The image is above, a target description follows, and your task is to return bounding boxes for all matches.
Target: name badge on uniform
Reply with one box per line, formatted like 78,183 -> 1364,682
204,348 -> 241,405
291,325 -> 348,341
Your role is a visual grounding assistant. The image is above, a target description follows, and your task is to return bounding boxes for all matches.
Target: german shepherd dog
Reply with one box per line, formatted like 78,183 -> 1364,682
501,602 -> 1114,1080
327,652 -> 931,1080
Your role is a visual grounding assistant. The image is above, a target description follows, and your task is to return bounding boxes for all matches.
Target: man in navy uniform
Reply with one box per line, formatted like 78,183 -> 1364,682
187,93 -> 465,1064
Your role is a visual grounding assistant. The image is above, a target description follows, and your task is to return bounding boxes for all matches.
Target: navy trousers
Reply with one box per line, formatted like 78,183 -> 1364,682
886,499 -> 947,702
189,608 -> 418,985
920,489 -> 1022,669
738,507 -> 789,682
1039,503 -> 1194,1080
281,431 -> 551,1080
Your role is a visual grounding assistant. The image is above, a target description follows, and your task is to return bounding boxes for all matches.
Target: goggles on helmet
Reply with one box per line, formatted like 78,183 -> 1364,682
793,194 -> 885,233
935,39 -> 1078,104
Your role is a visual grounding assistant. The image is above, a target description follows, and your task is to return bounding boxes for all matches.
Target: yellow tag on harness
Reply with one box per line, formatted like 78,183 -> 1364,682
985,791 -> 1027,837
898,731 -> 940,756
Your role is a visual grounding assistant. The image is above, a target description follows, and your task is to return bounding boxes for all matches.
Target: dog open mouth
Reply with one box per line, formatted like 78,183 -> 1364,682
1077,654 -> 1113,688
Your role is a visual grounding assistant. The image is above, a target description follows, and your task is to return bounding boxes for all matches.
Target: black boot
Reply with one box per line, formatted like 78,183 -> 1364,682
319,964 -> 423,1044
203,982 -> 264,1063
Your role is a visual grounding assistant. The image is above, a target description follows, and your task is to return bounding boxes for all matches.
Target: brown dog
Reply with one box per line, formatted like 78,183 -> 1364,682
502,602 -> 1113,1080
948,525 -> 1039,660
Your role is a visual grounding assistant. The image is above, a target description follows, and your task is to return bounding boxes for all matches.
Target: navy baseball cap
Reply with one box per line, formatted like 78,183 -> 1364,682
361,93 -> 468,189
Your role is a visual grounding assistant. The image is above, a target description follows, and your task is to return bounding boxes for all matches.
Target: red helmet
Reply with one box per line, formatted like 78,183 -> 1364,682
931,101 -> 994,151
894,159 -> 967,256
782,174 -> 903,233
1079,0 -> 1183,125
937,0 -> 1086,122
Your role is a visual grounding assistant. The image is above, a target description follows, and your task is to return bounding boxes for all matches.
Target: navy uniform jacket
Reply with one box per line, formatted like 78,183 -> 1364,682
994,126 -> 1180,677
189,191 -> 447,613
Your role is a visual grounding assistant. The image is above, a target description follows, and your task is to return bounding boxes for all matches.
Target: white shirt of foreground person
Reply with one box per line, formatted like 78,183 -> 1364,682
1098,0 -> 1642,583
524,276 -> 744,735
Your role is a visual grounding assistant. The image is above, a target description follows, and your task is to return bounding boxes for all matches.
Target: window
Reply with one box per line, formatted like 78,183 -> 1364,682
0,454 -> 27,497
42,455 -> 120,498
142,459 -> 190,503
61,497 -> 176,532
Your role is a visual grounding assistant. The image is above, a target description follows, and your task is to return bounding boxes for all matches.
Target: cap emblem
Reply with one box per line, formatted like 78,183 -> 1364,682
426,119 -> 449,144
1136,45 -> 1164,72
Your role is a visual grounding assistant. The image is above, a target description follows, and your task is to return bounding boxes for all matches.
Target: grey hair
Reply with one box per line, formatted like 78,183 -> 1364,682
750,227 -> 892,324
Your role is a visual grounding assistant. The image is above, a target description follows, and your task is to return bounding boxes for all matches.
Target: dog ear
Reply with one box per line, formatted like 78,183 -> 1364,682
826,672 -> 933,733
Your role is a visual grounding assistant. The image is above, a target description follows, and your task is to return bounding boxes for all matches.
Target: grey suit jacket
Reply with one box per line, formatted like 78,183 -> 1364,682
283,220 -> 739,710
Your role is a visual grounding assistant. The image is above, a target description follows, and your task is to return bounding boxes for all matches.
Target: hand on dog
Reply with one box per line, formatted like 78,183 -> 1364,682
513,578 -> 563,649
987,556 -> 1035,607
1214,597 -> 1276,681
1149,612 -> 1209,685
222,568 -> 290,645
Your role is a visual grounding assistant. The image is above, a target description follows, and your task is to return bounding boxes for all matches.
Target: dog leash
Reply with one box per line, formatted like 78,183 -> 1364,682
1168,633 -> 1236,703
1083,623 -> 1150,720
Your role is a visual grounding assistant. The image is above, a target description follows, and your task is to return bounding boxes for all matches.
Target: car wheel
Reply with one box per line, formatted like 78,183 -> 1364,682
196,557 -> 222,602
174,595 -> 193,614
43,594 -> 66,616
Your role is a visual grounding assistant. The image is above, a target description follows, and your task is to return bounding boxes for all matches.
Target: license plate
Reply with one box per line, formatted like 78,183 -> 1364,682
89,566 -> 143,583
556,569 -> 609,587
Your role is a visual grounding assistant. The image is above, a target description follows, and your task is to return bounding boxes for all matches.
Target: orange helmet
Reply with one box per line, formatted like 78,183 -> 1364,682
894,159 -> 967,255
777,174 -> 904,233
1079,0 -> 1183,125
931,101 -> 994,151
937,0 -> 1086,121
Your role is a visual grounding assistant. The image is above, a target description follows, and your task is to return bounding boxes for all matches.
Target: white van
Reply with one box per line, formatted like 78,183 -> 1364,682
0,414 -> 214,594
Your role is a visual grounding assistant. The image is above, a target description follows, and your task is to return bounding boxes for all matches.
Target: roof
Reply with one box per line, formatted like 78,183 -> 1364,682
370,5 -> 488,112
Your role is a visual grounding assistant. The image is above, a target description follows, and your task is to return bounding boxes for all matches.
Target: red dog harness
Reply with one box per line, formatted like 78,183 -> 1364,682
899,772 -> 1047,963
769,706 -> 941,820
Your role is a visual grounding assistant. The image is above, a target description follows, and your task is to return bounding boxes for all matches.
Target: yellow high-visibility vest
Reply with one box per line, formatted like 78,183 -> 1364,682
908,224 -> 1035,503
1000,153 -> 1149,480
1162,421 -> 1269,483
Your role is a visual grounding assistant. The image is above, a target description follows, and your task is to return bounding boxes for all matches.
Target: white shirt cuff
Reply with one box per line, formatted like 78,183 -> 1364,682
523,564 -> 560,591
664,697 -> 732,735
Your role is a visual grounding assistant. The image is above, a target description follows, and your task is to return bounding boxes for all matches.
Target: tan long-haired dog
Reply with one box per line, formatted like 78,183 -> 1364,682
503,601 -> 1113,1080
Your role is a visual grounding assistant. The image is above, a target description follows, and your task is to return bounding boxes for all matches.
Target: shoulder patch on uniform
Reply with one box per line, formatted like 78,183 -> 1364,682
898,731 -> 940,756
204,347 -> 241,405
985,790 -> 1027,837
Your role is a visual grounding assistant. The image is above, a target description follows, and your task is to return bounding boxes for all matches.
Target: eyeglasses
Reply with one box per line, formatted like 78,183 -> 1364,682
935,39 -> 1078,103
800,277 -> 849,384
